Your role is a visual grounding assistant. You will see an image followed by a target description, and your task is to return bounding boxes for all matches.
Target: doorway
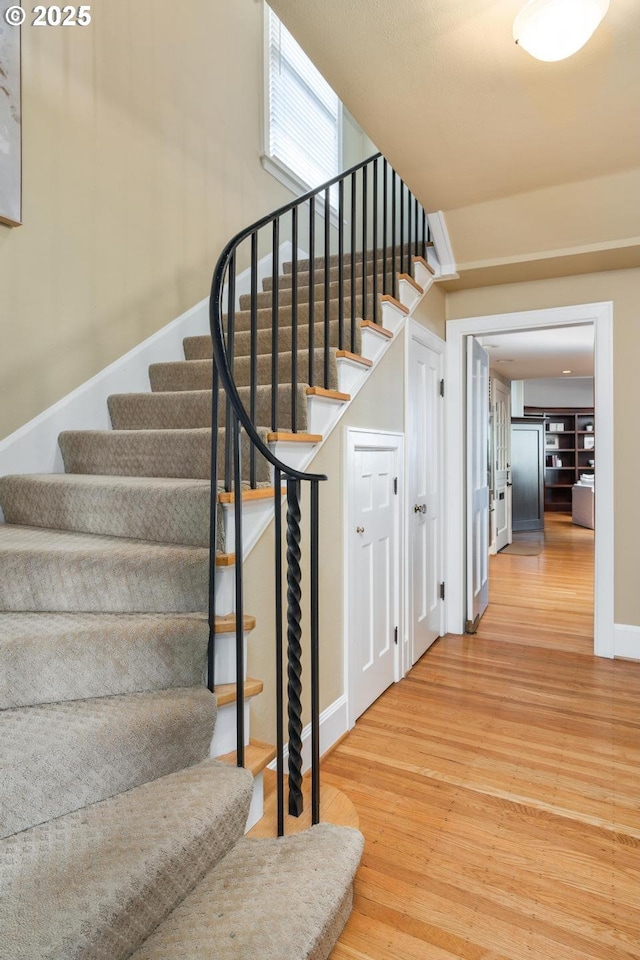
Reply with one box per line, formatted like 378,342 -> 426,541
344,429 -> 404,726
445,303 -> 614,657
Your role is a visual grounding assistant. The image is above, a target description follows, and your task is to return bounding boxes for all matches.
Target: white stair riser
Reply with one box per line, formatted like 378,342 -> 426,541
268,441 -> 318,478
245,771 -> 264,831
306,396 -> 348,436
210,700 -> 251,757
380,300 -> 406,335
215,565 -> 235,611
397,279 -> 422,311
337,357 -> 370,395
360,329 -> 389,365
214,630 -> 250,684
413,262 -> 436,290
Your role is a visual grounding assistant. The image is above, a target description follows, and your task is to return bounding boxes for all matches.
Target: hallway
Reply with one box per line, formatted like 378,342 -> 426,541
327,513 -> 639,959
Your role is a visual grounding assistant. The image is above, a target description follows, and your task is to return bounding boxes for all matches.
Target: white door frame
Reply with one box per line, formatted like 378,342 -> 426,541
344,427 -> 405,728
445,302 -> 614,658
405,320 -> 447,659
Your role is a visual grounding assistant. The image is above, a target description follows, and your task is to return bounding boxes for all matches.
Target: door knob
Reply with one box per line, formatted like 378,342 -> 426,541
413,503 -> 426,514
356,526 -> 365,534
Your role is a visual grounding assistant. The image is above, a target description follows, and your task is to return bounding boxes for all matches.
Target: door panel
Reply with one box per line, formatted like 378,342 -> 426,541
408,334 -> 443,663
350,446 -> 397,721
466,338 -> 489,630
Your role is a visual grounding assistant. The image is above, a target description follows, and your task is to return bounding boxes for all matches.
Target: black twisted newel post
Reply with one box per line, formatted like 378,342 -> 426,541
286,478 -> 304,817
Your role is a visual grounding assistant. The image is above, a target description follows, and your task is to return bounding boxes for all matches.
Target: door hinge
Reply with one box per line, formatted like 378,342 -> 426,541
393,476 -> 398,495
439,582 -> 446,601
439,378 -> 445,398
394,626 -> 399,645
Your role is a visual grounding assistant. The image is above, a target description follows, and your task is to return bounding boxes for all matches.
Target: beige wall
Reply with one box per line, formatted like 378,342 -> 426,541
0,0 -> 377,441
446,267 -> 640,627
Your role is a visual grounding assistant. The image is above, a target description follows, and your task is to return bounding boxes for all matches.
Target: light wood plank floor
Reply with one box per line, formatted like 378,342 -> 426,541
328,513 -> 640,960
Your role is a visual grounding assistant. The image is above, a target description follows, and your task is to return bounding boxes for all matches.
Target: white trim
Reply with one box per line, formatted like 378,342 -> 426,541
614,624 -> 640,661
445,302 -> 614,658
267,694 -> 348,773
405,320 -> 447,661
343,427 -> 405,729
427,210 -> 458,278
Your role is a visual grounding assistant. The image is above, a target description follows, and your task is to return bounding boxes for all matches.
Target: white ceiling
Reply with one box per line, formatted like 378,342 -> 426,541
268,0 -> 640,282
479,324 -> 594,380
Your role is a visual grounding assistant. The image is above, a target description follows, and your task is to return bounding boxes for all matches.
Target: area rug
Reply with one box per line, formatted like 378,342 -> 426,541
499,542 -> 542,556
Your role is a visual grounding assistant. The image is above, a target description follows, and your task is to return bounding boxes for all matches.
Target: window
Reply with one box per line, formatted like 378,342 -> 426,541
263,6 -> 342,195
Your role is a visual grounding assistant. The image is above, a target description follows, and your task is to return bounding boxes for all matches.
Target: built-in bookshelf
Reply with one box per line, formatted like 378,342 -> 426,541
524,407 -> 595,511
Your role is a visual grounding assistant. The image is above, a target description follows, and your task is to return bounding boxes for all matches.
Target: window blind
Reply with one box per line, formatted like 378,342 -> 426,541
267,8 -> 340,190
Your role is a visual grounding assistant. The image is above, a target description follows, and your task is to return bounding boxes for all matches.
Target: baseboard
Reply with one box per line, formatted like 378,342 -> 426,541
614,623 -> 640,660
267,694 -> 348,774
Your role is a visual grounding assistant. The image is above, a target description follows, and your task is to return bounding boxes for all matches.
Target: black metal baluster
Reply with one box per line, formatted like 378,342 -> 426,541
232,411 -> 244,768
391,170 -> 397,299
291,207 -> 298,433
207,361 -> 220,693
249,232 -> 258,488
400,180 -> 405,278
271,219 -> 280,431
308,197 -> 315,387
338,179 -> 344,350
224,256 -> 236,492
422,208 -> 427,261
274,468 -> 285,836
407,188 -> 412,276
310,480 -> 321,825
350,172 -> 356,353
382,159 -> 388,295
413,196 -> 419,259
362,164 -> 368,323
286,478 -> 304,817
323,187 -> 330,389
372,158 -> 378,325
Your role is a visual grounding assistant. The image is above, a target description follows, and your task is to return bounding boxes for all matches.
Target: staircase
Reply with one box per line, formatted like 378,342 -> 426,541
0,152 -> 437,957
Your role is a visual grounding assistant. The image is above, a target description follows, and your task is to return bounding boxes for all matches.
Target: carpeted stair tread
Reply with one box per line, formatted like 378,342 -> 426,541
0,759 -> 253,960
0,611 -> 208,709
0,473 -> 214,547
130,824 -> 364,960
263,260 -> 386,291
223,297 -> 366,335
0,686 -> 217,839
0,525 -> 208,613
150,349 -> 338,393
108,383 -> 310,432
239,276 -> 382,311
184,318 -> 361,362
59,428 -> 270,483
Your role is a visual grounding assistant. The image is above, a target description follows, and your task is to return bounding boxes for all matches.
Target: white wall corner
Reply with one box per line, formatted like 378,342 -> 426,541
614,624 -> 640,661
427,210 -> 458,279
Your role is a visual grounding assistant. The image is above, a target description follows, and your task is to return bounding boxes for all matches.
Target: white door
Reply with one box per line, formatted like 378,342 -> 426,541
348,442 -> 399,723
408,331 -> 444,663
492,377 -> 512,552
466,337 -> 490,631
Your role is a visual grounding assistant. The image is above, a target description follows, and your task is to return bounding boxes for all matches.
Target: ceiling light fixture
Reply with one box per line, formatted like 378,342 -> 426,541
513,0 -> 609,62
563,369 -> 573,373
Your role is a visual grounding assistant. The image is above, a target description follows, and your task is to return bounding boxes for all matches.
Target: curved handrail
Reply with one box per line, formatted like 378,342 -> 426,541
208,151 -> 382,483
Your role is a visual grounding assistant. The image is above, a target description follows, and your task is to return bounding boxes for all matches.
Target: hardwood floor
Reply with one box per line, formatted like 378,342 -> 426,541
327,512 -> 640,960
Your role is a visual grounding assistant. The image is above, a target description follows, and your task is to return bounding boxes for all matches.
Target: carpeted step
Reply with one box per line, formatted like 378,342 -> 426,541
130,824 -> 364,960
0,474 -> 214,547
283,243 -> 416,274
184,318 -> 361,362
0,686 -> 216,839
108,383 -> 310,432
263,260 -> 387,291
223,296 -> 365,335
150,349 -> 338,393
0,525 -> 208,613
58,427 -> 270,483
0,612 -> 208,709
239,276 -> 382,311
0,759 -> 253,960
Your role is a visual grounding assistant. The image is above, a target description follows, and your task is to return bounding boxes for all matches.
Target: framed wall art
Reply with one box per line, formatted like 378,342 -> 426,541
0,2 -> 22,227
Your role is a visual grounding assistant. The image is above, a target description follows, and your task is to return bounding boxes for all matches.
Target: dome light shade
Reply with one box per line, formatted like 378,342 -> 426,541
513,0 -> 609,62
